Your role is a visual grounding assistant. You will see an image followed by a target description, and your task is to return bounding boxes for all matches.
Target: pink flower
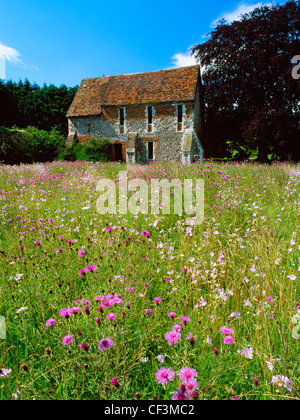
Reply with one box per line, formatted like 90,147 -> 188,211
154,297 -> 162,305
70,307 -> 81,314
224,336 -> 235,345
98,337 -> 113,351
173,323 -> 183,332
107,313 -> 116,321
181,316 -> 191,325
172,389 -> 189,400
155,367 -> 175,385
59,308 -> 72,318
185,379 -> 198,394
145,309 -> 152,314
78,265 -> 98,276
168,312 -> 176,318
165,330 -> 181,345
141,230 -> 150,237
62,335 -> 73,345
106,227 -> 115,233
78,250 -> 86,257
46,319 -> 56,327
102,300 -> 110,308
220,326 -> 234,336
111,377 -> 119,388
179,367 -> 198,384
80,343 -> 90,351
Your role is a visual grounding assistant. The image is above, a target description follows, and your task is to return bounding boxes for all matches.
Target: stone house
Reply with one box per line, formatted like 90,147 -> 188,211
66,65 -> 204,164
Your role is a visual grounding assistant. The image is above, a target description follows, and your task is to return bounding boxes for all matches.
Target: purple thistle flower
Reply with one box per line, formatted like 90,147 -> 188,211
98,337 -> 113,351
155,367 -> 175,385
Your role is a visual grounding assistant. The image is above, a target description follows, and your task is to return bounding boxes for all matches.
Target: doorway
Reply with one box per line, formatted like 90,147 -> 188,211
112,143 -> 123,161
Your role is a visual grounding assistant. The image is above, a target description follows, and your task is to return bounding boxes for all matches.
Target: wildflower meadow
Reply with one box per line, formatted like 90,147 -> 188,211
0,160 -> 299,400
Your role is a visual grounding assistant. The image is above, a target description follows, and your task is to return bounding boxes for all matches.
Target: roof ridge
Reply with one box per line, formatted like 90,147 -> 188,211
82,65 -> 200,81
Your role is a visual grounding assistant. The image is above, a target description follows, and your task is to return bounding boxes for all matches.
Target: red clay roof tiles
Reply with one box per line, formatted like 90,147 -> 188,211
67,65 -> 200,117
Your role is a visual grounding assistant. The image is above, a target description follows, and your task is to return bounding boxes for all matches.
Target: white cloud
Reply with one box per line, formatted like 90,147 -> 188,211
0,42 -> 22,65
0,57 -> 5,79
170,50 -> 207,75
171,51 -> 198,68
211,2 -> 272,27
0,41 -> 39,72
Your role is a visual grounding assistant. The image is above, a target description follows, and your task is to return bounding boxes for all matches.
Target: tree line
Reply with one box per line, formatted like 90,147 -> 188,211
0,80 -> 78,135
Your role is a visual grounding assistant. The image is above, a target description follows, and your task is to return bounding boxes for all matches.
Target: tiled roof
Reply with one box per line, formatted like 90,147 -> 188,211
67,65 -> 200,117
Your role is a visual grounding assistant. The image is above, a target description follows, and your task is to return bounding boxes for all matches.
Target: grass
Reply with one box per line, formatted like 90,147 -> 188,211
0,159 -> 299,400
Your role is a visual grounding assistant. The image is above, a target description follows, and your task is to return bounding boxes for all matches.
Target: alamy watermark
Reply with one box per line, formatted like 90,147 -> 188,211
96,171 -> 204,226
0,316 -> 5,339
292,55 -> 300,80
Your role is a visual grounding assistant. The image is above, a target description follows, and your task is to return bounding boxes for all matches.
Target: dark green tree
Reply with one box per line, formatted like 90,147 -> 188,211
192,0 -> 300,161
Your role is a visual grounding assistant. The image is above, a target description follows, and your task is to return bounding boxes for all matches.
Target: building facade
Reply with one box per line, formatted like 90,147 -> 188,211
66,65 -> 204,164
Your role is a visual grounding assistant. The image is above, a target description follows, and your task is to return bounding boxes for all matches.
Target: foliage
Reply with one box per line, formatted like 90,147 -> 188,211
22,126 -> 66,163
192,0 -> 300,161
59,136 -> 111,162
0,126 -> 27,165
0,126 -> 66,164
0,80 -> 77,135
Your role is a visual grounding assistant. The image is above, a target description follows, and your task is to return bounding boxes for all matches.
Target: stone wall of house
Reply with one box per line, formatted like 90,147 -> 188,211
68,101 -> 197,163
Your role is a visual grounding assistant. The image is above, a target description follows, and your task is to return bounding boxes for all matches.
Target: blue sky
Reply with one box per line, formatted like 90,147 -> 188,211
0,0 -> 286,87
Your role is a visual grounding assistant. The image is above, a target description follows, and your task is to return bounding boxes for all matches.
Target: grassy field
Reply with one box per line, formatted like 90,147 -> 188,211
0,160 -> 299,400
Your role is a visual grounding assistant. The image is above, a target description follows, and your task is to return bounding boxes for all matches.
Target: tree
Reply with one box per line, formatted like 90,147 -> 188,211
192,0 -> 300,161
0,80 -> 78,135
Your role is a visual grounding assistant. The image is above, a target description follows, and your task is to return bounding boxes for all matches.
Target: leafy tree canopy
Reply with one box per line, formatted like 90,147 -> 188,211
192,0 -> 300,161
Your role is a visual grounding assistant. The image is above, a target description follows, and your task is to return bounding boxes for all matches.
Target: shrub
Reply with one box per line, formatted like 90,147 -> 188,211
0,127 -> 27,164
0,126 -> 66,164
59,136 -> 111,162
22,126 -> 66,163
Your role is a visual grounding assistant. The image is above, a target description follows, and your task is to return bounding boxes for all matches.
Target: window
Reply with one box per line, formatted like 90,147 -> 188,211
119,107 -> 125,134
177,104 -> 183,131
148,141 -> 154,160
147,106 -> 153,133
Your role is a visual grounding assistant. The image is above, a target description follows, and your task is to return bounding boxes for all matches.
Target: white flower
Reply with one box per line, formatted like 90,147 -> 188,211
0,368 -> 11,377
16,307 -> 28,314
140,357 -> 149,363
271,375 -> 292,392
237,346 -> 254,359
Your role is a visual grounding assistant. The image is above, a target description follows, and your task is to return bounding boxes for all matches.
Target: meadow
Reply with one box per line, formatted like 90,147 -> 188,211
0,159 -> 299,400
